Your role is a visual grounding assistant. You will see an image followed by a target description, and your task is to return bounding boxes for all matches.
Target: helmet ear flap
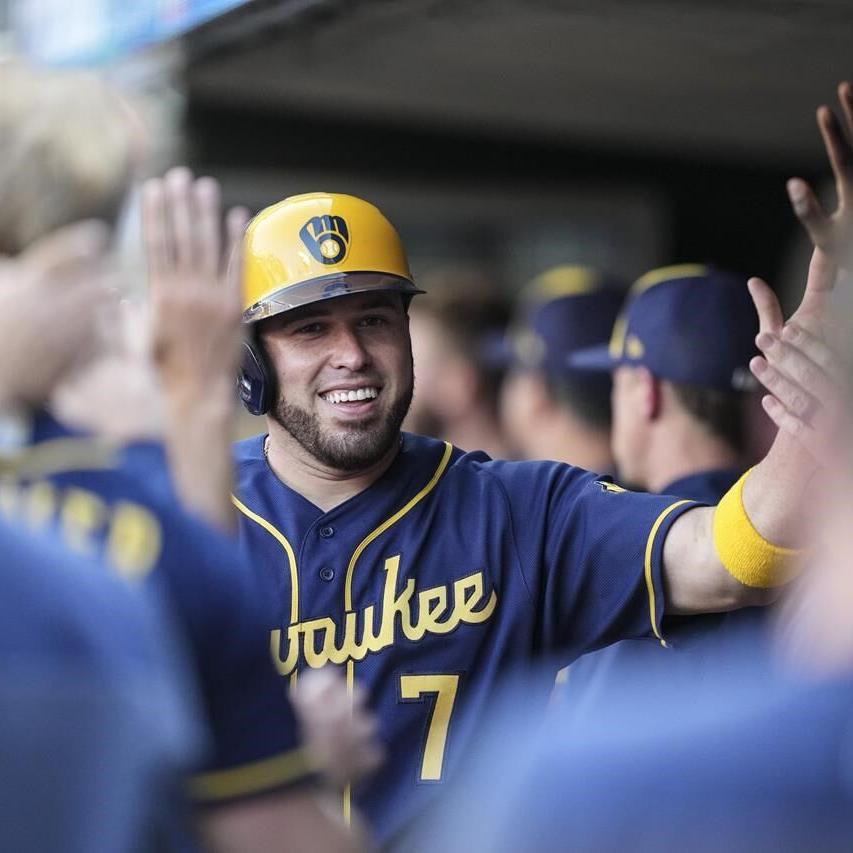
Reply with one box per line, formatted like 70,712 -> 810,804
238,333 -> 276,416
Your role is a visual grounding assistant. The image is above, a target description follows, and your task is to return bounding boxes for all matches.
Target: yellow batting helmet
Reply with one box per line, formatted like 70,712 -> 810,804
241,192 -> 423,323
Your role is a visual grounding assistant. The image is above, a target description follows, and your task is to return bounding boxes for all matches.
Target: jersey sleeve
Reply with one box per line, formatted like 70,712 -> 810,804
490,461 -> 701,659
21,421 -> 315,805
148,508 -> 316,806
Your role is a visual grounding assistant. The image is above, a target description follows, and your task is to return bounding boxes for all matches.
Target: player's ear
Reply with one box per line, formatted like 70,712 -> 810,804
527,372 -> 555,419
637,367 -> 660,421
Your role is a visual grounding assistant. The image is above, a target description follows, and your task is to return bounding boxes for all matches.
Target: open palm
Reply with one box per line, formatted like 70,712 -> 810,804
746,83 -> 853,460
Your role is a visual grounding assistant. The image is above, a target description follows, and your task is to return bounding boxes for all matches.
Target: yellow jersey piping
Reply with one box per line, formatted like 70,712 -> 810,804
343,440 -> 453,610
643,499 -> 693,646
0,438 -> 118,478
190,746 -> 311,802
232,494 -> 299,625
341,439 -> 453,825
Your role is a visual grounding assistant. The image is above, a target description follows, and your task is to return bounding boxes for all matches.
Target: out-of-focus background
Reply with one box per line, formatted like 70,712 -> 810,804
5,0 -> 851,445
6,0 -> 850,297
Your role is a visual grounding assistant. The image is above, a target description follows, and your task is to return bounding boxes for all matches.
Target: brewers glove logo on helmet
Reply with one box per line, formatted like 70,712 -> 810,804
300,215 -> 350,264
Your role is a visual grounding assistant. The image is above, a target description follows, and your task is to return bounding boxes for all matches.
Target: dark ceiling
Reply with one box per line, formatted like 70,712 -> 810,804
186,0 -> 853,165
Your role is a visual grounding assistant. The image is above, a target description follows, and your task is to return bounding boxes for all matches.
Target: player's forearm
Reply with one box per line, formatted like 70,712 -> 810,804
662,506 -> 777,615
163,382 -> 237,533
663,435 -> 813,615
741,431 -> 817,548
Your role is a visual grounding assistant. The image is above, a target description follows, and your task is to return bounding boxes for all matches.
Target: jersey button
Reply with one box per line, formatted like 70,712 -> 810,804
319,525 -> 335,539
319,567 -> 335,582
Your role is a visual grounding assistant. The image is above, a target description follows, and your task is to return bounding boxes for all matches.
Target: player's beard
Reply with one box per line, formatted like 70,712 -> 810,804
271,375 -> 414,472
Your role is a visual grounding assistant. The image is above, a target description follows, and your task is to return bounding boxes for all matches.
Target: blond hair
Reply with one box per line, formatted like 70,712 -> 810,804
0,62 -> 137,254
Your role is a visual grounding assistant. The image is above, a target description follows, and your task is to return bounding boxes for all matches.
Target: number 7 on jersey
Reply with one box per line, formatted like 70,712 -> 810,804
399,674 -> 460,781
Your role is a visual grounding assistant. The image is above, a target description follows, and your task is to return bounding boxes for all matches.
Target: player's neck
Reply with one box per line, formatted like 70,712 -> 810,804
523,411 -> 614,473
643,420 -> 739,495
263,423 -> 401,513
442,411 -> 510,460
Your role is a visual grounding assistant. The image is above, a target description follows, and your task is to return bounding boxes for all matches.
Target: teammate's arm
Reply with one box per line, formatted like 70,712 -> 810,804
142,169 -> 249,531
200,790 -> 368,853
0,222 -> 107,410
194,668 -> 380,853
662,84 -> 853,615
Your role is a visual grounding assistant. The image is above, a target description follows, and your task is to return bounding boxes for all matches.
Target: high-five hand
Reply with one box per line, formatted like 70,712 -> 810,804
748,83 -> 853,463
143,167 -> 249,401
142,167 -> 250,530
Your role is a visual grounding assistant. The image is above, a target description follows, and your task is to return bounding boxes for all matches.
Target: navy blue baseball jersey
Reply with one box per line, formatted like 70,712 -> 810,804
233,431 -> 700,842
566,468 -> 769,720
0,517 -> 198,852
0,411 -> 312,807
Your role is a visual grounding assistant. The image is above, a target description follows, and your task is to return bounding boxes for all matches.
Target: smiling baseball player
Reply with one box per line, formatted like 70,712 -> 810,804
218,127 -> 851,844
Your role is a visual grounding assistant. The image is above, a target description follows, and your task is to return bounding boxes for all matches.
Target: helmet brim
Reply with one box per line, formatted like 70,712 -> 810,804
243,271 -> 424,323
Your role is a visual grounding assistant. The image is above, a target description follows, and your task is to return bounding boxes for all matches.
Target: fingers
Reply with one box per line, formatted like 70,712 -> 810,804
291,666 -> 344,706
164,168 -> 195,272
292,669 -> 385,787
752,321 -> 848,467
225,206 -> 251,251
838,81 -> 853,141
786,178 -> 830,249
750,352 -> 818,424
753,325 -> 838,409
142,179 -> 170,282
789,82 -> 853,271
144,168 -> 238,289
818,104 -> 853,209
780,322 -> 842,384
761,395 -> 827,466
747,276 -> 784,336
194,176 -> 222,281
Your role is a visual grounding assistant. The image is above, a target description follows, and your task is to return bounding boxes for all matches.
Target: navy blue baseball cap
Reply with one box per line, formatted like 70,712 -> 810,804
567,264 -> 759,391
488,265 -> 626,378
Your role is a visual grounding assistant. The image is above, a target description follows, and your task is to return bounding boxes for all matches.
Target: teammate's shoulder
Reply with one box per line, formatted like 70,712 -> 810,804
661,467 -> 742,505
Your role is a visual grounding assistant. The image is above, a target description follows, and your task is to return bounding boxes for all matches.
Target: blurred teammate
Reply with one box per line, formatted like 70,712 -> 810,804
571,264 -> 758,491
565,266 -> 765,712
498,265 -> 624,470
0,520 -> 198,853
0,61 -> 375,851
406,269 -> 511,458
0,225 -> 199,853
225,84 -> 848,842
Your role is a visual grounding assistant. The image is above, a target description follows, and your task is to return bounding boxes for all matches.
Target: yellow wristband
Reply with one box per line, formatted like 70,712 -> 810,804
712,469 -> 803,589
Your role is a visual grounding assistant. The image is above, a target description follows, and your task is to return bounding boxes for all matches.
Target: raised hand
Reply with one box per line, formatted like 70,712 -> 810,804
788,82 -> 853,274
142,167 -> 250,400
142,167 -> 250,530
0,221 -> 109,408
747,304 -> 845,466
746,82 -> 853,464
